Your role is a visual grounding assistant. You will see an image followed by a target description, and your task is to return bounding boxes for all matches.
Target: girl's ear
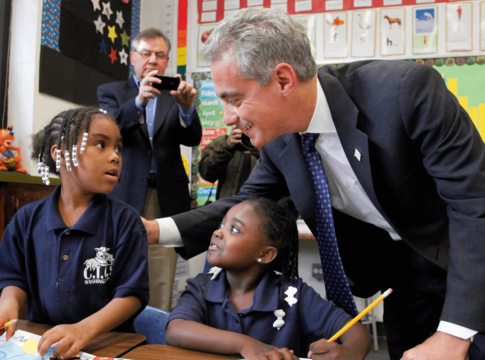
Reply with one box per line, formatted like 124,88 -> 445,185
259,246 -> 278,264
50,144 -> 65,164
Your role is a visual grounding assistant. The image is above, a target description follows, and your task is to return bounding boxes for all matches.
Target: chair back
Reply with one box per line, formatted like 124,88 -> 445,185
133,305 -> 170,345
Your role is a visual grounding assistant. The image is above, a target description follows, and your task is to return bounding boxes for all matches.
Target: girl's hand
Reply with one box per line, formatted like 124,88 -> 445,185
240,338 -> 299,360
308,339 -> 362,360
38,323 -> 94,359
0,313 -> 19,341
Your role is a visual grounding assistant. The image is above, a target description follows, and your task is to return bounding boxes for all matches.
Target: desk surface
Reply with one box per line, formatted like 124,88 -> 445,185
16,320 -> 146,358
123,345 -> 238,360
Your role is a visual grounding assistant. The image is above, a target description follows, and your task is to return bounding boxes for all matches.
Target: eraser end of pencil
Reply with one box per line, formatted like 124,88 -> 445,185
383,288 -> 393,298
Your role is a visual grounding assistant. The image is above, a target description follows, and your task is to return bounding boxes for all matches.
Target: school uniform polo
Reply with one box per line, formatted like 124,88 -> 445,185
0,185 -> 149,331
169,269 -> 351,357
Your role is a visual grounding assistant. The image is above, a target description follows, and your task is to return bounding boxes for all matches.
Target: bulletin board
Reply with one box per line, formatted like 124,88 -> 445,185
39,0 -> 140,106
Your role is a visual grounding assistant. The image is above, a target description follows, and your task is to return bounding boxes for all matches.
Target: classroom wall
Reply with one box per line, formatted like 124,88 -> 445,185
7,0 -> 187,176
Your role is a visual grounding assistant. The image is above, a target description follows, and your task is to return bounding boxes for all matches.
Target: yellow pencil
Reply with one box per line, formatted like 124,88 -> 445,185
327,289 -> 393,343
0,319 -> 18,330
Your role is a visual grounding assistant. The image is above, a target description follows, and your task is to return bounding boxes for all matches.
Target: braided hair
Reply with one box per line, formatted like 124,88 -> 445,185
245,196 -> 300,305
31,107 -> 115,184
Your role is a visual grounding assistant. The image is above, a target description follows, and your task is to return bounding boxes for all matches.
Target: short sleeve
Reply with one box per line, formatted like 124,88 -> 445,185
168,274 -> 209,324
0,211 -> 29,295
110,210 -> 149,307
297,282 -> 352,342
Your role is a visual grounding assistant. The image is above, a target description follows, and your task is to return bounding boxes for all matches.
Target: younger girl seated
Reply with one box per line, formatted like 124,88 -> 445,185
0,108 -> 149,359
166,197 -> 370,360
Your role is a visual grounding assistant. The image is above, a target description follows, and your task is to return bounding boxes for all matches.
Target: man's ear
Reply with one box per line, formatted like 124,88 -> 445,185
259,246 -> 279,264
273,63 -> 298,97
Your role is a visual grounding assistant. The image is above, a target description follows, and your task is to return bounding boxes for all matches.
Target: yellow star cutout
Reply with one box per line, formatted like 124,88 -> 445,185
108,25 -> 118,43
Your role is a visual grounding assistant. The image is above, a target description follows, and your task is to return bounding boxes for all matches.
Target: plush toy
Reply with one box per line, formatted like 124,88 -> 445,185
0,126 -> 28,173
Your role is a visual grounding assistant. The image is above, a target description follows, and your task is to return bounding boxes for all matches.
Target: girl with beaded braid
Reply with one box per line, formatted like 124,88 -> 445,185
166,197 -> 370,360
0,107 -> 149,359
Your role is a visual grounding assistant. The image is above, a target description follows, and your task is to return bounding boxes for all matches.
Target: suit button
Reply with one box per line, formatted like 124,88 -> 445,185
146,151 -> 152,156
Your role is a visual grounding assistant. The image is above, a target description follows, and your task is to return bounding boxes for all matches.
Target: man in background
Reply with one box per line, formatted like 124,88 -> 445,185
199,125 -> 259,200
97,28 -> 202,311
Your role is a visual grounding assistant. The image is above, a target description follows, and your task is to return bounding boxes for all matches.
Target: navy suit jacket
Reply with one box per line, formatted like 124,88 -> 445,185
97,77 -> 202,217
172,60 -> 485,332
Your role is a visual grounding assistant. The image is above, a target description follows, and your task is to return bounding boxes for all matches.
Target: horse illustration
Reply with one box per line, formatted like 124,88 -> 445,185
383,15 -> 402,29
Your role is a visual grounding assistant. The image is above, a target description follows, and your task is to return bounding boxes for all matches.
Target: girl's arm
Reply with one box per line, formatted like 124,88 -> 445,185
37,296 -> 142,359
167,319 -> 298,360
308,320 -> 371,360
0,286 -> 28,340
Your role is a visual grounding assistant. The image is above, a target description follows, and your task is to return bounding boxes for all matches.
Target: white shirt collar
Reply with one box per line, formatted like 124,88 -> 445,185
302,77 -> 336,135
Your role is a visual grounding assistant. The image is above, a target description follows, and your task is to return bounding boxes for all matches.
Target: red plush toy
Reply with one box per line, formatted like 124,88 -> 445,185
0,126 -> 28,173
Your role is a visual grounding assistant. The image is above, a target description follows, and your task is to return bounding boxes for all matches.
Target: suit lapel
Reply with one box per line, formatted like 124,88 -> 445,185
279,134 -> 317,233
153,91 -> 175,137
318,69 -> 386,217
124,78 -> 150,139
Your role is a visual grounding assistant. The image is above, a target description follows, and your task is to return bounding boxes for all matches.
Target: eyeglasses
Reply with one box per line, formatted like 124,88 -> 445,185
134,50 -> 169,61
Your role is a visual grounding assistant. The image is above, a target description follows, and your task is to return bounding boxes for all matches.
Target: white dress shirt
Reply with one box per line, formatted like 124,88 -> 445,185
157,78 -> 476,339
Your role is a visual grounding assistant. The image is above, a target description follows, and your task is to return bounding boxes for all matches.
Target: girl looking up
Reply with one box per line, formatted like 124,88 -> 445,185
0,108 -> 149,359
166,197 -> 370,360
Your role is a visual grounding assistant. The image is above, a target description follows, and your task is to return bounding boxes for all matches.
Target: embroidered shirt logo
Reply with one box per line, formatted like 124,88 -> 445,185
83,247 -> 114,284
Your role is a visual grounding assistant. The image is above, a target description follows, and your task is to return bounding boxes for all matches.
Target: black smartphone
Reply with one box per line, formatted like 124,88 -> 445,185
152,75 -> 180,91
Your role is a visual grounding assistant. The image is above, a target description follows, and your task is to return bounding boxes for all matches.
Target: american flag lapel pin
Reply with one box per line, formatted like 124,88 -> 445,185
354,148 -> 362,161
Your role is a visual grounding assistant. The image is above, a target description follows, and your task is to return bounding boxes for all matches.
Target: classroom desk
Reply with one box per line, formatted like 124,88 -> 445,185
123,345 -> 239,360
16,319 -> 146,358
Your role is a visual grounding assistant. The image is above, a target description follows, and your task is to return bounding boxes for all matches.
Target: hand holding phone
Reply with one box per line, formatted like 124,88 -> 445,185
152,75 -> 181,91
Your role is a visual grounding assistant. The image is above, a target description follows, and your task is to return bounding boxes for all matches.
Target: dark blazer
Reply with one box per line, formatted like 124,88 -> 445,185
171,60 -> 485,332
97,77 -> 202,217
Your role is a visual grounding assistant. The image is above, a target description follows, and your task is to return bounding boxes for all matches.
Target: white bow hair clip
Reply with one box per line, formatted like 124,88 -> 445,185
208,266 -> 223,280
273,309 -> 285,330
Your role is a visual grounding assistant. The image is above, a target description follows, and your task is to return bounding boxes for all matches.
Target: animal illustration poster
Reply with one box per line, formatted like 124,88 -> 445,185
413,6 -> 438,54
446,2 -> 472,52
381,7 -> 405,56
351,10 -> 376,57
197,24 -> 217,68
324,12 -> 348,59
0,330 -> 127,360
481,2 -> 485,51
294,15 -> 317,58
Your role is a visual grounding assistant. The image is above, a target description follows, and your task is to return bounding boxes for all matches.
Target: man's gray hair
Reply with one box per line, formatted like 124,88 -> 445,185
131,28 -> 171,53
202,8 -> 317,86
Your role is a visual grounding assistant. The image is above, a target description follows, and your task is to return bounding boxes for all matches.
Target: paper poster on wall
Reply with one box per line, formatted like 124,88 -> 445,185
197,24 -> 217,67
413,6 -> 438,54
446,2 -> 472,52
351,10 -> 376,57
294,15 -> 317,58
381,7 -> 405,56
324,12 -> 348,59
481,2 -> 485,51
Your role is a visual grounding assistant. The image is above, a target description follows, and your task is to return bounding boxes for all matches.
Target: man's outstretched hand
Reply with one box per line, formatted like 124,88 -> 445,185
141,217 -> 160,245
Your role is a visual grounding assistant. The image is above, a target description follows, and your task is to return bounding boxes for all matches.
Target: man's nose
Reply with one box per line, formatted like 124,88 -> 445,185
223,107 -> 238,127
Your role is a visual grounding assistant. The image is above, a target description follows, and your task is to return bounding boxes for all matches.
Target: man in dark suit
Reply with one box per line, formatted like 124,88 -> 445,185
97,28 -> 202,311
142,9 -> 485,359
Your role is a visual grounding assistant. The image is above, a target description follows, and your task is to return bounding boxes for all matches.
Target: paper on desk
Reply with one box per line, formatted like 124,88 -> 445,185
0,330 -> 132,360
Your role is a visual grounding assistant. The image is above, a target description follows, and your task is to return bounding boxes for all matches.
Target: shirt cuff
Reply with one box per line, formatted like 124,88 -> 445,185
135,96 -> 145,112
155,217 -> 185,247
178,105 -> 195,127
437,321 -> 477,339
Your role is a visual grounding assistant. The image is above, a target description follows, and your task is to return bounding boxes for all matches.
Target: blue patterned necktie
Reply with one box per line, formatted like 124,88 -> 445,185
301,133 -> 358,317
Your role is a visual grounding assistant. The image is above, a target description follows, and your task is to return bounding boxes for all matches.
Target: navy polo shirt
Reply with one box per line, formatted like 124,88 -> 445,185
169,270 -> 351,357
0,186 -> 149,331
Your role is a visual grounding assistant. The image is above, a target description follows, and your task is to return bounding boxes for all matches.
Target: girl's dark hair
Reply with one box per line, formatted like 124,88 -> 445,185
245,196 -> 299,305
31,107 -> 116,175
